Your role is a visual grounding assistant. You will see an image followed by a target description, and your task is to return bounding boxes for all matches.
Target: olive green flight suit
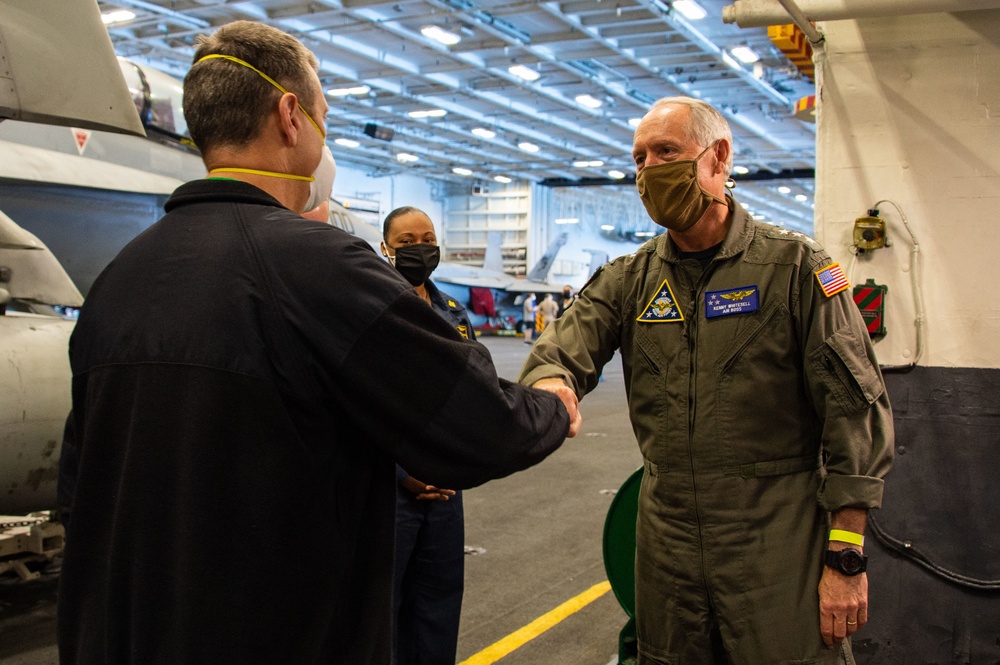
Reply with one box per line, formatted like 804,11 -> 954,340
519,199 -> 893,665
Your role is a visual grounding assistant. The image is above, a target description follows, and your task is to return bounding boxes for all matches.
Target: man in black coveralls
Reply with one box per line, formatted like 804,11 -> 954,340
58,20 -> 579,665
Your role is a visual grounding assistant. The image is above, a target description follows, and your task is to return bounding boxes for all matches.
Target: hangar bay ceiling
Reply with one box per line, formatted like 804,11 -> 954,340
99,0 -> 818,228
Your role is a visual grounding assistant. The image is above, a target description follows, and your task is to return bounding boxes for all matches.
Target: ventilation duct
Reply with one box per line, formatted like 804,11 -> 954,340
723,0 -> 1000,27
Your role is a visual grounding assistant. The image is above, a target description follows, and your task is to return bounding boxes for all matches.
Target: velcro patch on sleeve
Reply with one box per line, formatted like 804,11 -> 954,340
814,263 -> 850,298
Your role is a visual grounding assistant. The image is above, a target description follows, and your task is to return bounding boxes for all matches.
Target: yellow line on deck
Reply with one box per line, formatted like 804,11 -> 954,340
458,580 -> 613,665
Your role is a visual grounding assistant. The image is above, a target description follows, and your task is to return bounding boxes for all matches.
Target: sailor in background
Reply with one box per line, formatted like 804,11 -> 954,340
381,206 -> 470,665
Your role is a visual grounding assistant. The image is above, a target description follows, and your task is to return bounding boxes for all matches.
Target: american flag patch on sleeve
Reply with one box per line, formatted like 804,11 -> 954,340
814,263 -> 850,297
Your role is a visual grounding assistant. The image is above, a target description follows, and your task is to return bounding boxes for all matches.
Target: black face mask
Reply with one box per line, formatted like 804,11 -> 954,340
391,243 -> 441,286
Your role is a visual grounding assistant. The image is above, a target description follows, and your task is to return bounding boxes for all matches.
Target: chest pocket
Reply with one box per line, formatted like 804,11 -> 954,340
717,300 -> 788,373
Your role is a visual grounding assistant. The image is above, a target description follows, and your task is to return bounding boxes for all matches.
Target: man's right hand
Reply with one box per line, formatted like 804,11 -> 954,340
532,377 -> 582,437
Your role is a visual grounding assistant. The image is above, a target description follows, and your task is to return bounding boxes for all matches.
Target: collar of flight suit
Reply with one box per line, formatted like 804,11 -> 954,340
164,178 -> 289,214
654,192 -> 754,265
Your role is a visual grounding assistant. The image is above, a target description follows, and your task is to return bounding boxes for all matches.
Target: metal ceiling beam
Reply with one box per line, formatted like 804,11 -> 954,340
537,0 -> 796,162
722,0 -> 1000,27
334,2 -> 638,156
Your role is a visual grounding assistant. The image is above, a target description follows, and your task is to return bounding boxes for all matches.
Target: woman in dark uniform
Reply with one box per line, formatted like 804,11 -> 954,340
381,206 -> 471,665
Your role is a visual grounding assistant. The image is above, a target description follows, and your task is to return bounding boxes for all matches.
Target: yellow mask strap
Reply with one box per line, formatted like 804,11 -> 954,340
196,53 -> 325,138
207,167 -> 313,182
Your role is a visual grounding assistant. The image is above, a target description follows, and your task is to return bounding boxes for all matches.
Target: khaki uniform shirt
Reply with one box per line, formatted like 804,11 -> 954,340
520,198 -> 893,664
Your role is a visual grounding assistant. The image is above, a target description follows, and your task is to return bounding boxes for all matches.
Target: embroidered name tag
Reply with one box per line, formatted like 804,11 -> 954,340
814,263 -> 850,298
637,279 -> 685,323
705,286 -> 759,318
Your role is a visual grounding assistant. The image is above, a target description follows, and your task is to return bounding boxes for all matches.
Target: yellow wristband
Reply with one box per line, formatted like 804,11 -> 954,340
829,529 -> 864,547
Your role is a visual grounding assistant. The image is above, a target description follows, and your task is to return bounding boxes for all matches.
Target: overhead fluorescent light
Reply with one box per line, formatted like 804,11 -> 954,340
778,186 -> 792,194
608,170 -> 626,179
672,0 -> 706,20
397,153 -> 419,163
102,9 -> 136,24
733,165 -> 750,175
575,94 -> 603,109
635,231 -> 656,237
327,85 -> 371,97
795,194 -> 808,201
421,25 -> 461,46
508,64 -> 541,82
471,127 -> 496,139
334,138 -> 360,148
452,167 -> 473,176
573,160 -> 604,168
730,46 -> 760,64
722,52 -> 743,71
494,175 -> 512,184
408,109 -> 447,118
554,218 -> 580,225
601,224 -> 616,231
628,118 -> 642,128
518,142 -> 540,153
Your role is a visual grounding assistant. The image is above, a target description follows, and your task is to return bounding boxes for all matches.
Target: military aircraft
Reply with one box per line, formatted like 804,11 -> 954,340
0,0 -> 145,548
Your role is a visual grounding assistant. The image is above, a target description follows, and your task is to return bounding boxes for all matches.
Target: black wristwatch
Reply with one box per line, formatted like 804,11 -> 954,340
824,548 -> 868,576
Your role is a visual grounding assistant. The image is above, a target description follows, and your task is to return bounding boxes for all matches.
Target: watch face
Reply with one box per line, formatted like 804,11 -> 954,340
840,549 -> 865,575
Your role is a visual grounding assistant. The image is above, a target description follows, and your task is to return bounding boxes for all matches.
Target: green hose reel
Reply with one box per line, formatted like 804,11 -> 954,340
602,467 -> 643,664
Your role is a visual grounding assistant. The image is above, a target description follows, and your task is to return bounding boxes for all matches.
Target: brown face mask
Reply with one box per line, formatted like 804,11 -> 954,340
635,143 -> 727,233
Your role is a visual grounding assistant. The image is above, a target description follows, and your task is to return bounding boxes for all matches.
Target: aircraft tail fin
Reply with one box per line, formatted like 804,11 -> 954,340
526,232 -> 568,283
483,231 -> 504,272
583,249 -> 609,279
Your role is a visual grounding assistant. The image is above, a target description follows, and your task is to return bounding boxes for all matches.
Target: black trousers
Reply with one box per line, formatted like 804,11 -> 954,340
393,486 -> 465,665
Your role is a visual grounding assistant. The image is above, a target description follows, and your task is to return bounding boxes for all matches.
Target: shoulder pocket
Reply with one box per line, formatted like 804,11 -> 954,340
810,327 -> 883,413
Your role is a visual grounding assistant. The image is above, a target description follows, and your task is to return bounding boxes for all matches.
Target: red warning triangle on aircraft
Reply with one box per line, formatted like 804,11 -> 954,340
71,127 -> 92,155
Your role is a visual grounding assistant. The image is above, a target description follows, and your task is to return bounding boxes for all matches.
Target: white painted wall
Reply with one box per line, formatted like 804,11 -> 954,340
815,11 -> 1000,368
331,162 -> 444,233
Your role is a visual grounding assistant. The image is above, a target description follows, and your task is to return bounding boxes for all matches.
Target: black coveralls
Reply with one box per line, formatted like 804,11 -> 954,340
60,180 -> 568,665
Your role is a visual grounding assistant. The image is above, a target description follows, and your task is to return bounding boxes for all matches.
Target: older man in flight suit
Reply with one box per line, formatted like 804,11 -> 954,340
520,97 -> 894,664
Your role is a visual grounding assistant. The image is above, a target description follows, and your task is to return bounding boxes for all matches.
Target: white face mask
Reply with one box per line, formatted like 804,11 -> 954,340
303,145 -> 336,213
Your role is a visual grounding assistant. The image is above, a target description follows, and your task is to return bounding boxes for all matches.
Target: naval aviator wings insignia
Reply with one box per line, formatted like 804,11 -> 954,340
706,285 -> 759,318
637,279 -> 685,323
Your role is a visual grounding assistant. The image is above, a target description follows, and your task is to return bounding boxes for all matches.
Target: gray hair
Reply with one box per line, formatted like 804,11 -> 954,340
649,96 -> 734,176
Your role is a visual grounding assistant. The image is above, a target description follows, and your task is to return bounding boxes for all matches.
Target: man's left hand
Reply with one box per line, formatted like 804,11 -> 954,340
818,566 -> 868,648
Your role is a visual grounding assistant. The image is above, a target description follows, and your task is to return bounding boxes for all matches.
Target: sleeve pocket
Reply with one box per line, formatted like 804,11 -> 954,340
810,327 -> 884,414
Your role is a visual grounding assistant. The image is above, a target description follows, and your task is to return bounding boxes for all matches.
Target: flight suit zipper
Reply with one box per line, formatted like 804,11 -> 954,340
683,259 -> 717,602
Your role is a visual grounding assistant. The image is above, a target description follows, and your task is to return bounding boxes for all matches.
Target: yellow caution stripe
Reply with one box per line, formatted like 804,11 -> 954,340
458,580 -> 613,665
